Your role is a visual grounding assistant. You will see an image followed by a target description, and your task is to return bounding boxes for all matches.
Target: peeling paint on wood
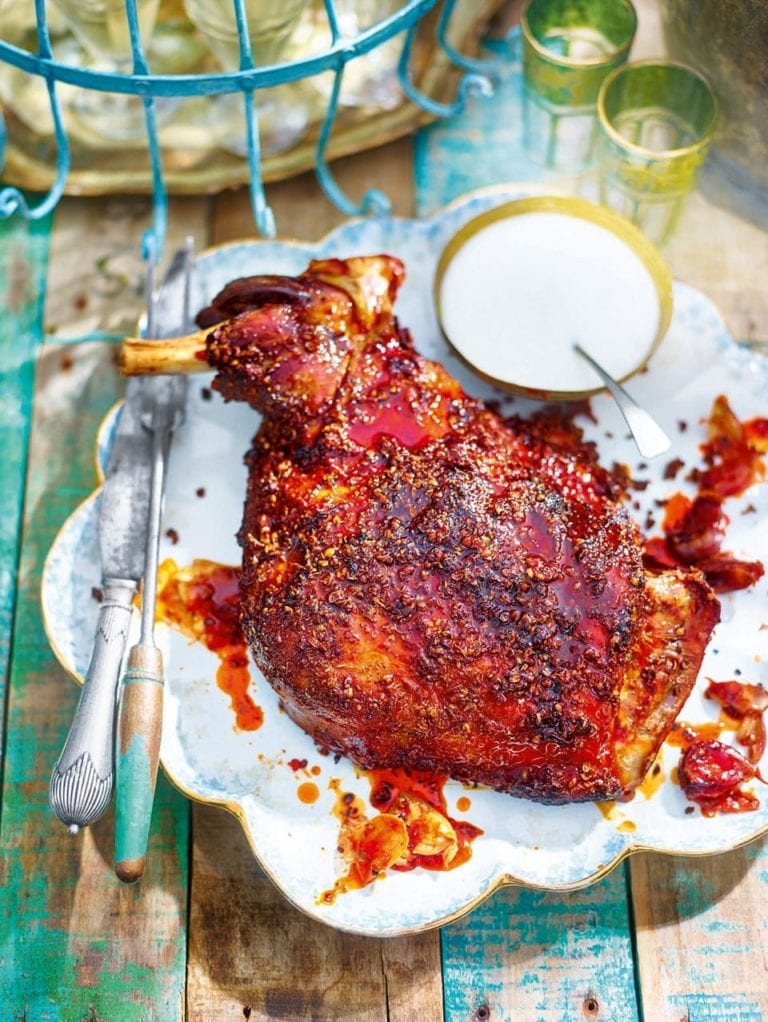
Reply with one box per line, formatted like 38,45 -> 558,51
0,342 -> 189,1020
631,844 -> 768,1020
440,866 -> 640,1022
413,36 -> 551,218
0,212 -> 51,765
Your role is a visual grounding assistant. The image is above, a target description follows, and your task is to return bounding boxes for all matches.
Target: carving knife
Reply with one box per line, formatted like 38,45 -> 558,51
49,245 -> 193,834
114,238 -> 193,883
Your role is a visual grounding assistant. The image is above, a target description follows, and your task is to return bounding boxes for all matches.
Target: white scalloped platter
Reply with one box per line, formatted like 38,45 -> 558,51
43,185 -> 768,936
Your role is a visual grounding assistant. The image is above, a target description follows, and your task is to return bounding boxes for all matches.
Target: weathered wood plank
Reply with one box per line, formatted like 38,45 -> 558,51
441,867 -> 640,1022
0,340 -> 188,1020
412,35 -> 548,220
187,805 -> 444,1022
662,194 -> 768,346
210,137 -> 415,246
0,211 -> 51,760
631,843 -> 768,1021
45,195 -> 215,340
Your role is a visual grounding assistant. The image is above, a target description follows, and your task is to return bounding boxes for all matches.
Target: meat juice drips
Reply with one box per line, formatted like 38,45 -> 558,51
155,558 -> 263,731
319,770 -> 484,905
286,758 -> 322,804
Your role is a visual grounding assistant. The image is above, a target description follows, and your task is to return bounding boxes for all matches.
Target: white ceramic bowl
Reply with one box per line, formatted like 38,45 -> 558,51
435,194 -> 674,399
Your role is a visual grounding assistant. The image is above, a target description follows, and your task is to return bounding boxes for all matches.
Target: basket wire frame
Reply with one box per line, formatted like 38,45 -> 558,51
0,0 -> 497,259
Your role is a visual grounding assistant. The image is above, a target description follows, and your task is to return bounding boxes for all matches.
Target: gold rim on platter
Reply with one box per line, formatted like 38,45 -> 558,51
39,188 -> 767,937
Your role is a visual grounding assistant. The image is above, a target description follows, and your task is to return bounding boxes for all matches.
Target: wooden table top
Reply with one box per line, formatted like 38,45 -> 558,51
2,1 -> 768,1018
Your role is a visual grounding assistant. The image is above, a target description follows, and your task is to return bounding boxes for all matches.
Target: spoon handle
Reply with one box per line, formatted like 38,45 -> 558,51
574,344 -> 671,460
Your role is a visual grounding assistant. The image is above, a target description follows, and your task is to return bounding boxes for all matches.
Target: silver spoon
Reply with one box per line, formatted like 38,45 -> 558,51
573,343 -> 671,460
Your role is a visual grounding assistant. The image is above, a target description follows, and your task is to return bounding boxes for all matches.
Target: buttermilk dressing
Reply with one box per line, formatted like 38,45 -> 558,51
438,210 -> 663,394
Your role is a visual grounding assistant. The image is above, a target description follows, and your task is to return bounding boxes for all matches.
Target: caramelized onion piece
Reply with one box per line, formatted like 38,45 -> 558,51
679,739 -> 762,815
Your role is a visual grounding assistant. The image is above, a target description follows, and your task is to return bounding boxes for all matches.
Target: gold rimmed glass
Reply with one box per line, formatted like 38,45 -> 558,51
597,60 -> 718,243
521,0 -> 637,173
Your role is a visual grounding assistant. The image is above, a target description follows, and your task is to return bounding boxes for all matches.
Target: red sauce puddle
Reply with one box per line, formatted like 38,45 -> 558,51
666,720 -> 726,749
347,391 -> 451,450
156,558 -> 263,731
319,768 -> 483,904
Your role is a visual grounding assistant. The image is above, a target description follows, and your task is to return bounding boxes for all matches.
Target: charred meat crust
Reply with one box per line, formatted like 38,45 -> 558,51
203,255 -> 721,804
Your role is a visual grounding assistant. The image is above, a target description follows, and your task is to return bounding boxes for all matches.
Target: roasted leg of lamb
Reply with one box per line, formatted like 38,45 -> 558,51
131,255 -> 721,803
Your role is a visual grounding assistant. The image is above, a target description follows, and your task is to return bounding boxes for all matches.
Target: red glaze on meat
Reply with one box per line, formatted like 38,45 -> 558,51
199,255 -> 720,804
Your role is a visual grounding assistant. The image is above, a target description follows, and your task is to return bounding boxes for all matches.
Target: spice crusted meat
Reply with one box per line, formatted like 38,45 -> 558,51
198,254 -> 720,803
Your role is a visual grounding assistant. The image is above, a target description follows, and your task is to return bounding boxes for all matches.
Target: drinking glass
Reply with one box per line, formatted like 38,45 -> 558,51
597,60 -> 717,243
329,0 -> 403,110
521,0 -> 637,173
52,0 -> 161,63
182,0 -> 313,156
51,0 -> 166,143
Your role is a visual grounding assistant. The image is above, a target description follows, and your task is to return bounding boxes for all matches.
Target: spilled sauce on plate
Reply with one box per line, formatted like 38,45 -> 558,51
319,769 -> 483,904
156,558 -> 263,732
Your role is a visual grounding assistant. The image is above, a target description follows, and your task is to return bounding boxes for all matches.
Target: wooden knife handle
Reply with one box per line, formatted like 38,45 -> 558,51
114,643 -> 164,884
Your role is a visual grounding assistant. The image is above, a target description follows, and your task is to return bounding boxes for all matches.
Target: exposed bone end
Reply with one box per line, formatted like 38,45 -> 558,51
120,328 -> 215,376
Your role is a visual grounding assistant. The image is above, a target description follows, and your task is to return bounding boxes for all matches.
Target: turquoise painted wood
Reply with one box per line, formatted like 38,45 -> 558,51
631,839 -> 768,1020
440,868 -> 640,1022
0,208 -> 51,769
0,338 -> 189,1019
413,36 -> 558,217
412,36 -> 641,1022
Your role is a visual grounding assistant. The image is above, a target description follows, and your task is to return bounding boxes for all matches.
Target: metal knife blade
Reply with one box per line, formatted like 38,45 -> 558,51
49,247 -> 192,833
93,246 -> 191,581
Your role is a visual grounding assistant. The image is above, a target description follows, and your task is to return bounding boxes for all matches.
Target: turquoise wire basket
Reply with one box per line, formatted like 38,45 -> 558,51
0,0 -> 500,259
